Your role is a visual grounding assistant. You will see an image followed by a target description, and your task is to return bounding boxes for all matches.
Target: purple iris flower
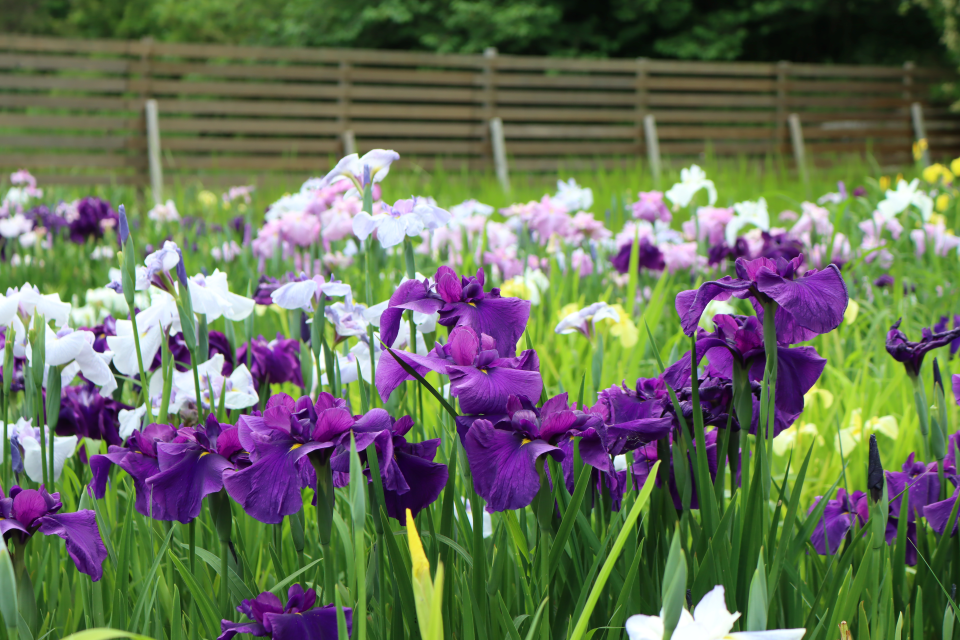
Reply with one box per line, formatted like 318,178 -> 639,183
609,237 -> 665,274
223,393 -> 390,524
219,585 -> 351,640
355,415 -> 448,524
377,325 -> 542,414
82,316 -> 117,354
922,434 -> 960,535
151,330 -> 235,374
707,238 -> 749,267
664,314 -> 826,417
69,196 -> 117,244
933,315 -> 960,357
380,267 -> 531,358
145,415 -> 246,523
885,319 -> 960,377
89,423 -> 179,520
253,275 -> 283,306
675,255 -> 848,343
1,483 -> 108,580
873,274 -> 895,288
26,204 -> 68,234
758,231 -> 804,262
885,453 -> 940,522
237,334 -> 304,389
808,488 -> 917,564
462,393 -> 601,512
57,381 -> 132,450
622,429 -> 720,511
808,488 -> 864,555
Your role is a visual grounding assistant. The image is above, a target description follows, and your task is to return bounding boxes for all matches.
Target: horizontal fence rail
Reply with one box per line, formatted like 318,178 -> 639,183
0,33 -> 957,186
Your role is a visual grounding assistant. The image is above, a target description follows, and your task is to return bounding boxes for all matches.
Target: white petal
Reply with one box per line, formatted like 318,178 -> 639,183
118,405 -> 147,439
51,435 -> 78,481
75,342 -> 118,396
625,615 -> 664,640
352,211 -> 380,241
45,328 -> 88,366
729,631 -> 806,640
691,586 -> 739,637
271,280 -> 318,311
19,435 -> 45,483
376,216 -> 406,248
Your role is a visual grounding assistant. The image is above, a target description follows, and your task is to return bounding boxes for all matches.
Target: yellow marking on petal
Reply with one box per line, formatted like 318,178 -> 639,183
200,451 -> 210,458
467,302 -> 477,307
521,438 -> 532,446
291,443 -> 303,451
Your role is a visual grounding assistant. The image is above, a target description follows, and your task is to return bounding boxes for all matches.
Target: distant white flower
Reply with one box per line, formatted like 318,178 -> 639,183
318,149 -> 400,193
353,197 -> 451,248
450,199 -> 494,219
877,178 -> 934,222
143,240 -> 183,282
271,274 -> 352,312
148,199 -> 181,223
555,302 -> 620,338
725,198 -> 770,245
0,418 -> 77,483
90,246 -> 115,261
554,178 -> 594,212
188,269 -> 255,322
626,586 -> 805,640
0,213 -> 32,239
325,295 -> 370,338
665,165 -> 718,209
159,354 -> 257,413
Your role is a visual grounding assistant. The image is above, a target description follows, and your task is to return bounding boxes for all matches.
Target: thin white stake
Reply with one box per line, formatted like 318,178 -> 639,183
145,99 -> 163,204
490,117 -> 510,193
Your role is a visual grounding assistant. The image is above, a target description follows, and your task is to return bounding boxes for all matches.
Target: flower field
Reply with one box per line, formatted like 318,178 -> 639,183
0,151 -> 959,640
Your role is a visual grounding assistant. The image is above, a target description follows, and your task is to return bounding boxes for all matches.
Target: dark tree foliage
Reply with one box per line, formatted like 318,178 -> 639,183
0,0 -> 948,66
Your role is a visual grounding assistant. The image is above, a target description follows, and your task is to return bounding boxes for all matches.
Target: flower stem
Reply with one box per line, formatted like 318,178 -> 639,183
129,311 -> 155,425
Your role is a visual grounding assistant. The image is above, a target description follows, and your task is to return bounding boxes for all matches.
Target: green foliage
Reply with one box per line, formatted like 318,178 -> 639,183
0,0 -> 948,65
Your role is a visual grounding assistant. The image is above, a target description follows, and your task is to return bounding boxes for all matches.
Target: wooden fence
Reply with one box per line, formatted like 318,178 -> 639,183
0,33 -> 957,187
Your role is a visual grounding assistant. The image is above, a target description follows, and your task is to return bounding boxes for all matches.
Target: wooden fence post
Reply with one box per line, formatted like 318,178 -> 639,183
911,102 -> 931,166
137,36 -> 155,191
643,114 -> 662,189
144,99 -> 163,204
788,113 -> 809,190
341,130 -> 357,156
490,117 -> 510,193
482,47 -> 498,171
338,61 -> 352,155
775,60 -> 791,155
636,57 -> 649,163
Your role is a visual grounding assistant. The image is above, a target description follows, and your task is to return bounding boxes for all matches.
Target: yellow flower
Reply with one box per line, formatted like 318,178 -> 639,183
951,157 -> 960,175
879,176 -> 891,191
804,386 -> 834,409
558,303 -> 580,321
500,277 -> 534,302
843,299 -> 859,326
773,422 -> 824,456
923,163 -> 953,185
913,138 -> 928,161
937,194 -> 951,212
930,212 -> 947,225
603,303 -> 638,348
406,509 -> 444,640
198,190 -> 217,207
834,408 -> 898,453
